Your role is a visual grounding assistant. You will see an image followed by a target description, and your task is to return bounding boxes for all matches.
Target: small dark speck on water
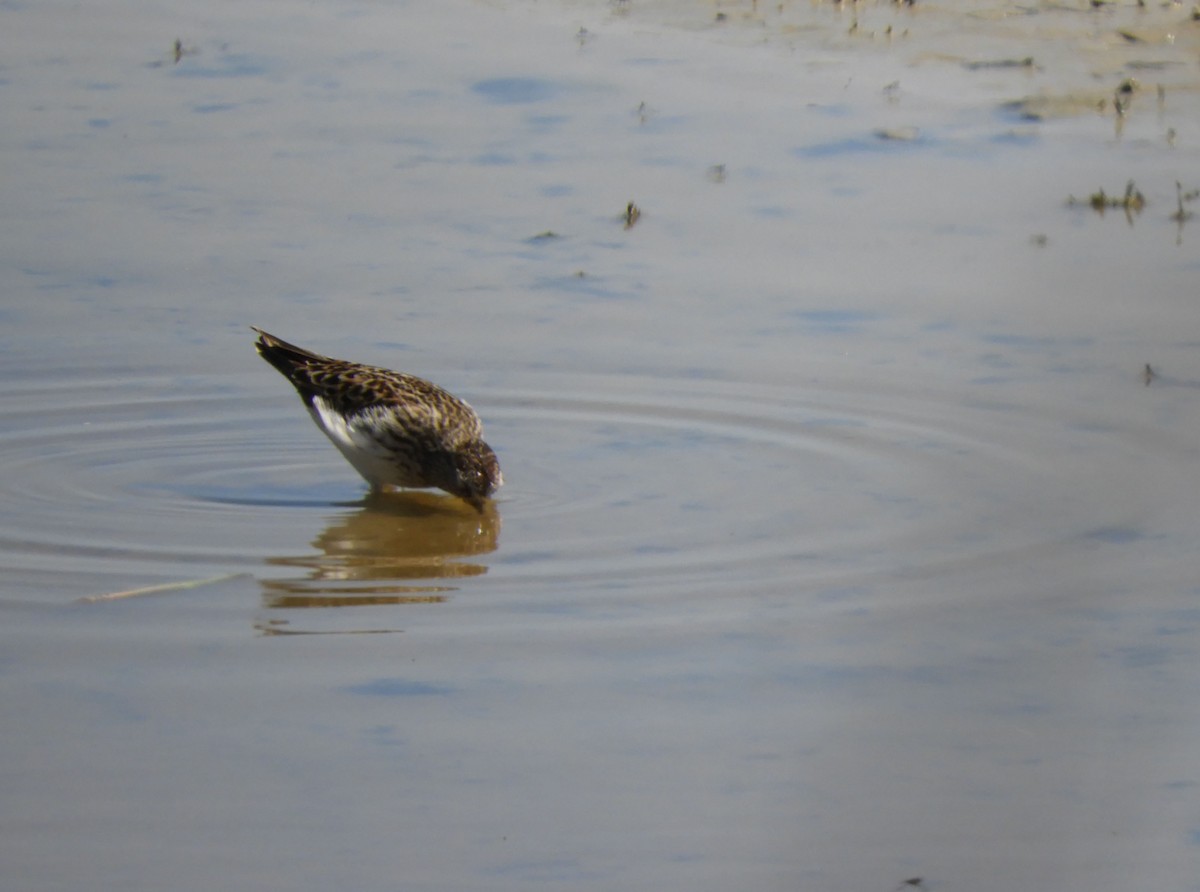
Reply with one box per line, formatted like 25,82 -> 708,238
963,56 -> 1035,71
623,201 -> 641,229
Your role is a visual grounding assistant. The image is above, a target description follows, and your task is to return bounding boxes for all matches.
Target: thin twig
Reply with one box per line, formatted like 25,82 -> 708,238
77,573 -> 247,603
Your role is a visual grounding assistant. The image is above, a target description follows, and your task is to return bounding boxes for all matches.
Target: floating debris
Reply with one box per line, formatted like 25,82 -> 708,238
1171,182 -> 1198,244
1113,77 -> 1138,116
1030,233 -> 1048,247
146,37 -> 198,68
1067,180 -> 1145,216
78,573 -> 246,603
1143,363 -> 1157,387
706,164 -> 727,183
255,620 -> 405,637
963,56 -> 1035,71
875,126 -> 920,141
527,230 -> 561,242
623,201 -> 642,229
1170,181 -> 1197,224
1126,60 -> 1179,71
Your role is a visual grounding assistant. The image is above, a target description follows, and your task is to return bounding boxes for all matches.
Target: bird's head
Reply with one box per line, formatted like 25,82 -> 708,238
446,440 -> 503,512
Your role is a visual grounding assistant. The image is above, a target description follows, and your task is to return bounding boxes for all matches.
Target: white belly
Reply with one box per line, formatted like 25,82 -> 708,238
307,397 -> 415,489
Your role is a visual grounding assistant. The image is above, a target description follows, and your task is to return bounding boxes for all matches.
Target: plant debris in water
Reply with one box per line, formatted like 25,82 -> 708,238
1066,180 -> 1145,216
146,37 -> 198,68
623,201 -> 641,229
1171,181 -> 1198,224
963,56 -> 1035,71
1113,77 -> 1138,116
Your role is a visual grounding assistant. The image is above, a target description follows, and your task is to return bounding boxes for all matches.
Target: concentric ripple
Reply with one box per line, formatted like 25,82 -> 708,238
478,373 -> 1136,596
0,368 -> 1179,607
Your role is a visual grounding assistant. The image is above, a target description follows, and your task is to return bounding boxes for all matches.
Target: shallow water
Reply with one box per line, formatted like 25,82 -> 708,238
4,1 -> 1200,890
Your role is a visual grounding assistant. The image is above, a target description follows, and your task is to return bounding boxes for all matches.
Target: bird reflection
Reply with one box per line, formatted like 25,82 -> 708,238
259,491 -> 499,609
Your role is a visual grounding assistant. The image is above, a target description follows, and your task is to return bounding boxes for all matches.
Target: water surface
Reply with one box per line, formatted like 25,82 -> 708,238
3,1 -> 1200,890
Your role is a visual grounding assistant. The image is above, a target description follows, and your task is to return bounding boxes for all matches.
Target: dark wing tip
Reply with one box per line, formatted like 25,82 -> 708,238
250,328 -> 327,383
250,326 -> 274,359
250,326 -> 278,353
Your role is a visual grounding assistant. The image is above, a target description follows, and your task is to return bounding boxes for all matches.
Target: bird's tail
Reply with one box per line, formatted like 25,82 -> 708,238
251,327 -> 326,376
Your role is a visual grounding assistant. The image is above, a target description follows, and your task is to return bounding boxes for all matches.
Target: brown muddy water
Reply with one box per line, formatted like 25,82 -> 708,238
3,1 -> 1200,890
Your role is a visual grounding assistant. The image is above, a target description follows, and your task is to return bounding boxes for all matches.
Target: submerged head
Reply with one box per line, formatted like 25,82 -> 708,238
442,440 -> 503,511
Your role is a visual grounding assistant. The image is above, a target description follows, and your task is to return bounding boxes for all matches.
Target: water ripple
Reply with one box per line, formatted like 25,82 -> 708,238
0,370 -> 1180,609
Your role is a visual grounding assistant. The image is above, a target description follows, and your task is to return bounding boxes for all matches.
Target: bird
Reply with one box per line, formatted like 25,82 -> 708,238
251,327 -> 502,511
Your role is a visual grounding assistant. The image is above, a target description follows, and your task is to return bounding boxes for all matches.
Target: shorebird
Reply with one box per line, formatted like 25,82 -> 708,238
252,328 -> 502,510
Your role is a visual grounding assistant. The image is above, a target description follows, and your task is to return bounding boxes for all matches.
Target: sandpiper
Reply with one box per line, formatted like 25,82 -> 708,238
252,327 -> 502,510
